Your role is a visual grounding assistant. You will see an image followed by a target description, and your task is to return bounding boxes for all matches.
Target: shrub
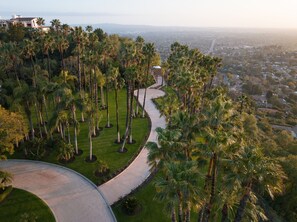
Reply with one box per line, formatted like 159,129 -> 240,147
57,142 -> 74,161
95,160 -> 110,176
122,196 -> 141,215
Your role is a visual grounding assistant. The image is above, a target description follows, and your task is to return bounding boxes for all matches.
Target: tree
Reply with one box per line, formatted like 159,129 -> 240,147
22,39 -> 37,87
109,66 -> 124,143
142,43 -> 156,117
58,88 -> 84,154
0,106 -> 28,159
147,127 -> 182,171
13,82 -> 35,140
36,17 -> 45,26
232,146 -> 286,222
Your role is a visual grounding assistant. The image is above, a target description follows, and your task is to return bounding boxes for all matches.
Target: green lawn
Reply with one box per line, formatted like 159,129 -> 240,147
12,89 -> 150,184
0,188 -> 55,222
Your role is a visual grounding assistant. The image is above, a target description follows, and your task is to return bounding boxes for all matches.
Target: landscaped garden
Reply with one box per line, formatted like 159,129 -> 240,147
11,90 -> 150,184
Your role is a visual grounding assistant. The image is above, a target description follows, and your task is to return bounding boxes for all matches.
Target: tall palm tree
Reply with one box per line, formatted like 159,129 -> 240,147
85,100 -> 96,161
197,93 -> 235,222
146,127 -> 182,170
109,66 -> 123,143
22,39 -> 37,87
36,17 -> 45,26
142,43 -> 156,117
50,19 -> 61,32
56,36 -> 69,70
13,82 -> 36,140
232,146 -> 286,222
73,26 -> 84,91
59,89 -> 84,154
42,34 -> 55,78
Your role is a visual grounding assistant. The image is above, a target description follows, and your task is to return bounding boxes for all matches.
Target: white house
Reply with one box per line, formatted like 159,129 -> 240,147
9,15 -> 39,28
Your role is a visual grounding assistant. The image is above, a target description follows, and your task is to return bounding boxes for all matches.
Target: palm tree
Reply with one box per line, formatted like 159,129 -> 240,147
56,36 -> 69,70
13,82 -> 36,140
197,93 -> 235,222
156,161 -> 202,222
57,143 -> 75,162
120,66 -> 137,151
36,17 -> 45,26
22,39 -> 37,87
73,26 -> 84,91
59,88 -> 84,154
142,43 -> 156,117
50,19 -> 61,32
86,25 -> 93,33
85,100 -> 96,161
146,127 -> 182,170
42,34 -> 55,78
232,146 -> 286,222
109,66 -> 124,143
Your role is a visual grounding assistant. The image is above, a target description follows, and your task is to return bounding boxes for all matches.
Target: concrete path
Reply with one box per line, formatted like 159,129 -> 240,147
99,77 -> 166,205
0,160 -> 116,222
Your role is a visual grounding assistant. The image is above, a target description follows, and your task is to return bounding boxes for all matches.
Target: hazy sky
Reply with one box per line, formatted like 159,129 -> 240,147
1,0 -> 297,28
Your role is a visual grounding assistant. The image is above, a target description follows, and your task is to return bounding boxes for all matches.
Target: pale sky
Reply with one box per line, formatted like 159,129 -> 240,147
1,0 -> 297,29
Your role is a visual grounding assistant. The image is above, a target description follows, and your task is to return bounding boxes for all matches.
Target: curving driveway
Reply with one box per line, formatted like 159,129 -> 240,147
99,76 -> 166,205
0,76 -> 165,221
0,160 -> 116,222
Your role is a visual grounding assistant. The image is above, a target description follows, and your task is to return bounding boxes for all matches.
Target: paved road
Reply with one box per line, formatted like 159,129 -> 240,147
99,77 -> 166,205
208,39 -> 216,55
0,160 -> 116,222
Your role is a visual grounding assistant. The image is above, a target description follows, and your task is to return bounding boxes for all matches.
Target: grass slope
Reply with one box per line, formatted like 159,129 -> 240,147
12,89 -> 150,184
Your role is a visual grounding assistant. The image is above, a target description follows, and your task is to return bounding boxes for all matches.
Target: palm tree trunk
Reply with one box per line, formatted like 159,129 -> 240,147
234,183 -> 252,222
61,51 -> 65,70
77,52 -> 82,91
204,153 -> 218,222
60,123 -> 64,139
142,60 -> 151,117
47,53 -> 51,79
81,112 -> 85,122
106,84 -> 110,127
89,123 -> 93,161
42,95 -> 50,137
129,82 -> 134,143
25,102 -> 34,140
31,56 -> 36,88
115,87 -> 120,143
142,87 -> 148,118
121,84 -> 131,152
100,86 -> 105,107
178,191 -> 183,222
221,203 -> 228,222
74,126 -> 78,153
67,123 -> 71,144
136,87 -> 140,116
34,102 -> 43,138
95,82 -> 100,130
186,201 -> 191,222
171,207 -> 177,222
83,64 -> 86,91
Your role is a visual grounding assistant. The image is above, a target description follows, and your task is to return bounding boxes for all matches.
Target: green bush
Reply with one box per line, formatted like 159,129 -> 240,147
122,197 -> 141,215
95,160 -> 110,175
